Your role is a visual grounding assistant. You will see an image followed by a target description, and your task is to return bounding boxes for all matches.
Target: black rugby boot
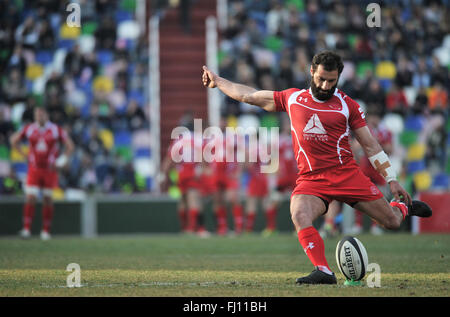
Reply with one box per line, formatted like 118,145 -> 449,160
295,268 -> 337,285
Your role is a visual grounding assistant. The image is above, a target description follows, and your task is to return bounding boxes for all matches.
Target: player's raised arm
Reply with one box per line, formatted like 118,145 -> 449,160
353,125 -> 412,206
202,66 -> 276,112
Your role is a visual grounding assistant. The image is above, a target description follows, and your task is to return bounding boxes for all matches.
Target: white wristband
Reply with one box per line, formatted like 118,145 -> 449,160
55,154 -> 68,168
368,151 -> 397,183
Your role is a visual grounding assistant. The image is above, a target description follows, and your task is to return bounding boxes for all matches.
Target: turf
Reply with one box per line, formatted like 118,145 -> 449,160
0,233 -> 449,297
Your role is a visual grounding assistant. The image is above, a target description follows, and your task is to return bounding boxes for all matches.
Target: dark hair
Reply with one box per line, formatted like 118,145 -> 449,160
312,51 -> 344,75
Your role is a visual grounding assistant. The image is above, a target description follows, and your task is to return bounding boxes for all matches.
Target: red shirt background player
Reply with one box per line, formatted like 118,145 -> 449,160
202,118 -> 244,236
160,127 -> 209,237
10,107 -> 74,240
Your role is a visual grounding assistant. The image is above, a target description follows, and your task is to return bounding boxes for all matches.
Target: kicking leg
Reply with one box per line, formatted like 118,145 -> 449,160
354,197 -> 432,231
353,198 -> 404,230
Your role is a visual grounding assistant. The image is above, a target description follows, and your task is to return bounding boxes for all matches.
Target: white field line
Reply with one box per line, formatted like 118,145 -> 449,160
40,281 -> 242,289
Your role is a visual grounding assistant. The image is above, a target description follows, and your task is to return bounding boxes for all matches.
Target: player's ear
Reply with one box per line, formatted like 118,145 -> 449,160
310,66 -> 314,77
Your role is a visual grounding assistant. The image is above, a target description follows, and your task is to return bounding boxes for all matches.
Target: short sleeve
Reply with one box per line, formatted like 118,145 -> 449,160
273,88 -> 300,112
346,96 -> 367,130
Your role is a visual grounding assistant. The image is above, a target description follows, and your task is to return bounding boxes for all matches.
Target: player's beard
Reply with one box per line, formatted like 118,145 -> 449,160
310,79 -> 337,101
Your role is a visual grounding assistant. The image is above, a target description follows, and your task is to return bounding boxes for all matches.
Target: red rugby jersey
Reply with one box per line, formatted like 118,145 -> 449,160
18,122 -> 68,169
273,88 -> 367,176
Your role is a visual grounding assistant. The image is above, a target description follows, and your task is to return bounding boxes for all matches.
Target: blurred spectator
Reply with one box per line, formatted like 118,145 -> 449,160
266,1 -> 289,36
428,81 -> 448,113
361,78 -> 386,114
394,56 -> 413,88
124,99 -> 147,131
14,16 -> 39,50
430,56 -> 449,87
64,44 -> 84,77
37,20 -> 55,50
2,67 -> 27,103
412,88 -> 429,115
95,15 -> 117,50
7,45 -> 27,74
385,83 -> 409,116
412,58 -> 431,89
0,108 -> 14,146
21,95 -> 38,125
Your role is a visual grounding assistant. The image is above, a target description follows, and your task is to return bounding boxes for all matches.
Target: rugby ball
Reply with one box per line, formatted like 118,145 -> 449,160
335,236 -> 368,281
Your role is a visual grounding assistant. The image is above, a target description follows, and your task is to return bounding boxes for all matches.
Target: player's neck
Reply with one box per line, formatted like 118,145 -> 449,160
36,121 -> 48,128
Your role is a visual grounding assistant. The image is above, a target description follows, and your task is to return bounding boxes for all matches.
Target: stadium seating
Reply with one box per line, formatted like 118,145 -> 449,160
0,0 -> 155,195
432,173 -> 449,190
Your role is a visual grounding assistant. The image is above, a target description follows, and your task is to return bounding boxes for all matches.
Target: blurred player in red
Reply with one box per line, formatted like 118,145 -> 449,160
202,51 -> 432,284
10,107 -> 74,240
160,118 -> 209,237
263,115 -> 298,236
243,133 -> 269,233
206,118 -> 244,236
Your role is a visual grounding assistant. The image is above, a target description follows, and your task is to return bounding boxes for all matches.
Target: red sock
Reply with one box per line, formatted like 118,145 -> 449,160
232,205 -> 243,233
215,206 -> 227,232
245,213 -> 255,232
187,209 -> 199,232
23,203 -> 35,230
178,208 -> 186,231
42,205 -> 54,232
297,226 -> 332,273
390,201 -> 408,220
265,207 -> 277,230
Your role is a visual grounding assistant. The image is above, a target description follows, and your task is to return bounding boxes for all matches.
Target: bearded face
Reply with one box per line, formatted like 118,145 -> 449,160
310,65 -> 339,101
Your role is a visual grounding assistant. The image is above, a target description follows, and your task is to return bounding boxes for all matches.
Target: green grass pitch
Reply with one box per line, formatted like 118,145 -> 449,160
0,233 -> 449,297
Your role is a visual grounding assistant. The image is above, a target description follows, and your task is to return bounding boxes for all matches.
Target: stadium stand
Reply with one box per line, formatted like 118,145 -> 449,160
0,0 -> 151,195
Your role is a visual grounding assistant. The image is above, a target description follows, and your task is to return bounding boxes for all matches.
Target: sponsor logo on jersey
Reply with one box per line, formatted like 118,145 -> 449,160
303,114 -> 328,141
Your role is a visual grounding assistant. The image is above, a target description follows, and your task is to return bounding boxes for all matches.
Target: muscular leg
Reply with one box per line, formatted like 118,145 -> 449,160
353,197 -> 403,230
291,194 -> 336,282
290,194 -> 327,232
